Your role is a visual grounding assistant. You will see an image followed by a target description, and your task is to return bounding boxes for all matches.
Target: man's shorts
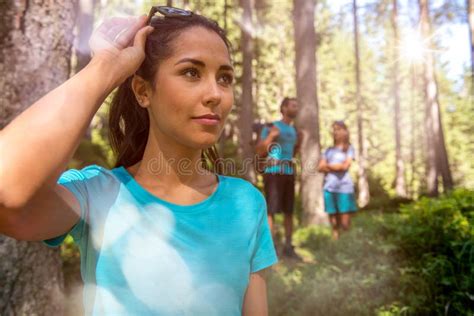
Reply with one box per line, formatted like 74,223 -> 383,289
324,190 -> 358,214
263,173 -> 295,215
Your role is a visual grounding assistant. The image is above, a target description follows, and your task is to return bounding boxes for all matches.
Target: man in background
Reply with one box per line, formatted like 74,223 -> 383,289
256,97 -> 301,259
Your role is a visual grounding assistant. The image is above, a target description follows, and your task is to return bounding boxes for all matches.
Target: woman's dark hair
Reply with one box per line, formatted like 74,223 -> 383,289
332,120 -> 351,152
109,12 -> 231,173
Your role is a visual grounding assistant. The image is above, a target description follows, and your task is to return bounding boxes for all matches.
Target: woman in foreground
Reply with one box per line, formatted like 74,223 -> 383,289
0,6 -> 277,315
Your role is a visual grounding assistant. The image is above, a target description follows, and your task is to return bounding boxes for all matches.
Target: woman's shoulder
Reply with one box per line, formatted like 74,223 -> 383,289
218,175 -> 265,201
218,175 -> 266,217
59,164 -> 117,184
324,146 -> 335,154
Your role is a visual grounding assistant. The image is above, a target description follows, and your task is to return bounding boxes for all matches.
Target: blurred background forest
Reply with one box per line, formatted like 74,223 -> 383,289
0,0 -> 473,315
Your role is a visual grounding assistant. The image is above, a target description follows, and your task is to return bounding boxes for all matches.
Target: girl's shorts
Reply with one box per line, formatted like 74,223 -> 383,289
324,190 -> 358,214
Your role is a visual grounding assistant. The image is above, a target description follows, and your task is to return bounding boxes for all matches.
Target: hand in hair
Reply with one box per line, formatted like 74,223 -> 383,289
89,15 -> 154,85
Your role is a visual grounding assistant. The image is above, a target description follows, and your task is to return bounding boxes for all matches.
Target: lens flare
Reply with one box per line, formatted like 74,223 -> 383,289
400,30 -> 425,64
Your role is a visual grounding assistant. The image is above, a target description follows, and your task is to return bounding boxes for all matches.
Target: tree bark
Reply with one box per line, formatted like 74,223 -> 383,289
0,0 -> 76,314
0,240 -> 65,315
419,0 -> 453,195
238,0 -> 257,183
391,0 -> 407,198
409,65 -> 418,197
293,0 -> 326,225
75,0 -> 96,73
75,0 -> 97,141
353,0 -> 370,207
468,0 -> 474,94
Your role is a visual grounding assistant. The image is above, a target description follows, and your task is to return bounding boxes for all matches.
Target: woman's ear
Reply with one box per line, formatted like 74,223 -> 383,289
131,75 -> 151,108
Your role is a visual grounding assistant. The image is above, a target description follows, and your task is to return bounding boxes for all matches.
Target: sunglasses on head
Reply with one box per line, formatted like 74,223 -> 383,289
147,6 -> 193,25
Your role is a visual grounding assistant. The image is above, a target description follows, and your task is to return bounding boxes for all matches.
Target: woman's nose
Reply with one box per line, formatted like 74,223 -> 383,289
202,79 -> 222,107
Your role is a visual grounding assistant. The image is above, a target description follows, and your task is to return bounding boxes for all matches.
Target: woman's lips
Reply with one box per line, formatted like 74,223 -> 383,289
191,114 -> 221,126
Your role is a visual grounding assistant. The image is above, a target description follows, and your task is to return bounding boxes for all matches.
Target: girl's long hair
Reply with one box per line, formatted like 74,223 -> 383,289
108,12 -> 230,174
332,120 -> 351,152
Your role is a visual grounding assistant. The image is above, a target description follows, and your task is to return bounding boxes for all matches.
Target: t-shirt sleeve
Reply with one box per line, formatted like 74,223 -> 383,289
347,145 -> 355,160
43,168 -> 89,247
250,192 -> 278,273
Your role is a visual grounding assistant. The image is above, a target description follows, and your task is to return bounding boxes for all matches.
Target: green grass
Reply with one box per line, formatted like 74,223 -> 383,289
268,213 -> 406,316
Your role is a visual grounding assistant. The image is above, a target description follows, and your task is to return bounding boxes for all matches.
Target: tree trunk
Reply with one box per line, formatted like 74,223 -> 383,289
409,65 -> 418,197
76,0 -> 97,140
353,0 -> 370,207
0,0 -> 76,314
391,0 -> 407,198
238,0 -> 257,183
468,0 -> 474,94
293,0 -> 325,225
224,0 -> 228,32
419,0 -> 453,195
75,0 -> 96,73
218,0 -> 230,155
0,241 -> 65,315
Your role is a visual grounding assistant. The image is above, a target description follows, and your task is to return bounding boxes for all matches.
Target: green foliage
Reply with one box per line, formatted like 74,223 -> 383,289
69,138 -> 111,169
387,189 -> 474,315
268,190 -> 474,315
60,235 -> 80,266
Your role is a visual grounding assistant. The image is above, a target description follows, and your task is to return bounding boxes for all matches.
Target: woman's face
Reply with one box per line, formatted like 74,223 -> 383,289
332,124 -> 346,142
147,26 -> 234,150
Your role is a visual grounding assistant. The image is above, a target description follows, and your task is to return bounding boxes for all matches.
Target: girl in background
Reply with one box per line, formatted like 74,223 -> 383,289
318,121 -> 358,240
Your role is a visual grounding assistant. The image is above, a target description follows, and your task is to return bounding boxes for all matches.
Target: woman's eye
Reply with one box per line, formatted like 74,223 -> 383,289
182,68 -> 200,79
218,74 -> 234,86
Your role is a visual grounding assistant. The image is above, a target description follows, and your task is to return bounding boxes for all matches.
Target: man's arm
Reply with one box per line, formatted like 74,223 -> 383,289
255,126 -> 280,157
293,129 -> 303,156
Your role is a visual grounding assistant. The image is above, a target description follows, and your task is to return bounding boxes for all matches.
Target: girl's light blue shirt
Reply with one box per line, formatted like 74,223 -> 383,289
323,145 -> 356,194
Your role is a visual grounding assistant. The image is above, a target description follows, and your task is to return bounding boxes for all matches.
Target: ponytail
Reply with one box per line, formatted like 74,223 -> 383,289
109,77 -> 149,168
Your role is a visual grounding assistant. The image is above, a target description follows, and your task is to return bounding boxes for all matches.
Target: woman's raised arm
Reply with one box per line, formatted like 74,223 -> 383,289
0,16 -> 152,208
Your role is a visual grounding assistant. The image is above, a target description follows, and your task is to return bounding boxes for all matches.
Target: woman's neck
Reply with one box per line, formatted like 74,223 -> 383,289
128,129 -> 212,188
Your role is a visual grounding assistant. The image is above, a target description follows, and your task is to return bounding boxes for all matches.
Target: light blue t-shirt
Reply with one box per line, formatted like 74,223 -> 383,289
44,165 -> 277,316
260,120 -> 297,174
323,146 -> 355,194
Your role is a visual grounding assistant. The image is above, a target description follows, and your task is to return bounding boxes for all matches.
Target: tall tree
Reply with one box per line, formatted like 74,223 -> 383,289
0,1 -> 76,314
238,0 -> 257,182
419,0 -> 453,195
391,0 -> 407,197
75,0 -> 97,73
409,65 -> 417,196
75,0 -> 97,141
468,0 -> 474,93
353,0 -> 370,207
293,0 -> 325,224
